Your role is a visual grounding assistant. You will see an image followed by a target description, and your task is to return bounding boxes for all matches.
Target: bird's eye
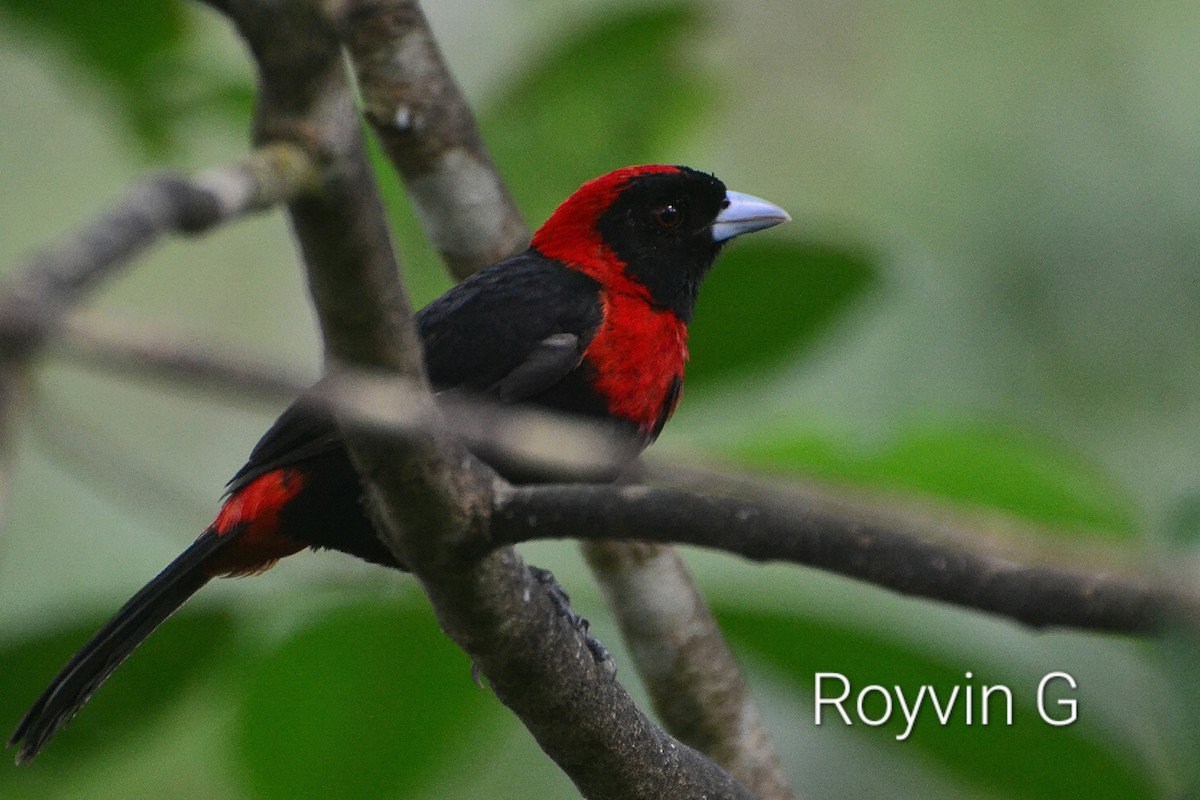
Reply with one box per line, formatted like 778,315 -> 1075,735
654,204 -> 683,230
720,197 -> 731,210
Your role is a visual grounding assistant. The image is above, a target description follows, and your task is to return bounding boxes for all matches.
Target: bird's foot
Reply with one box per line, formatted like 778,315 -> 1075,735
530,566 -> 616,675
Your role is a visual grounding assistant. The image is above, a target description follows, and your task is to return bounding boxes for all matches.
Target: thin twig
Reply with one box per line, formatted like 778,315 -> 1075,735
8,309 -> 637,477
0,142 -> 317,539
1,141 -> 317,346
55,311 -> 310,402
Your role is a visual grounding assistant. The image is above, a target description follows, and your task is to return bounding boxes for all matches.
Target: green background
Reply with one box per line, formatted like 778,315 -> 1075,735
1,1 -> 1197,797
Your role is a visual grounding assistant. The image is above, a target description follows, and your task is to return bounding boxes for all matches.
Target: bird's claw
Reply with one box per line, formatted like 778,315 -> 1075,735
530,566 -> 616,674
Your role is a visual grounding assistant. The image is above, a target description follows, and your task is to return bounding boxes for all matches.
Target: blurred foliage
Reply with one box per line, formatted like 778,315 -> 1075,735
0,0 -> 187,152
0,0 -> 249,155
733,422 -> 1136,535
1,0 -> 1196,799
236,600 -> 490,800
0,611 -> 237,793
686,240 -> 876,392
1158,624 -> 1200,795
484,4 -> 713,221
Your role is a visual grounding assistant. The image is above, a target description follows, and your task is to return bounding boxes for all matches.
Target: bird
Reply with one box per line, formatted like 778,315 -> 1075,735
9,164 -> 789,763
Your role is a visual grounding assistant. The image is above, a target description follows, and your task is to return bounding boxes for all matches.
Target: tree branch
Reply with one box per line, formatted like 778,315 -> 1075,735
5,309 -> 637,477
495,484 -> 1194,633
337,0 -> 531,279
12,1 -> 1178,793
0,141 -> 317,360
52,311 -> 309,402
0,141 -> 317,537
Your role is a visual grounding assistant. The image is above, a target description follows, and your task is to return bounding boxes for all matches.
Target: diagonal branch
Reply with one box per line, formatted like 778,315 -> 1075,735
16,1 -> 1182,793
52,310 -> 309,402
338,0 -> 531,279
0,141 -> 317,537
0,141 -> 316,339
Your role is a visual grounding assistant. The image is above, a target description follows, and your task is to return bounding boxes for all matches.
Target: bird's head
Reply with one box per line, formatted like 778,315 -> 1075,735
531,165 -> 790,322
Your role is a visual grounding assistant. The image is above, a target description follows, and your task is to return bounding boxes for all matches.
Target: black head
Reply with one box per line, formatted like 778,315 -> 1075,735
594,167 -> 729,321
532,165 -> 790,322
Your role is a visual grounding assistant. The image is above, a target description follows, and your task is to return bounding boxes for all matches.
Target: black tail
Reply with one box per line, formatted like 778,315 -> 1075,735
8,528 -> 229,764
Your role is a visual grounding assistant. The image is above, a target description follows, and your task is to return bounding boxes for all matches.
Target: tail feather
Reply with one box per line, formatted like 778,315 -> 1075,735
8,528 -> 229,764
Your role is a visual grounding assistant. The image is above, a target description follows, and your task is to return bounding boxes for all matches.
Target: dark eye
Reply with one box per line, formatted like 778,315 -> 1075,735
654,204 -> 684,230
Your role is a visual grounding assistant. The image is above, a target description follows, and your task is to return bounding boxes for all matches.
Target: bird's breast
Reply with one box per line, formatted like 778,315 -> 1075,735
583,291 -> 688,436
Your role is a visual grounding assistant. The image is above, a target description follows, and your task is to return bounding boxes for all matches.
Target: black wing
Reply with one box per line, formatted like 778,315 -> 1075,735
491,332 -> 586,402
227,251 -> 604,491
224,400 -> 341,494
417,250 -> 603,393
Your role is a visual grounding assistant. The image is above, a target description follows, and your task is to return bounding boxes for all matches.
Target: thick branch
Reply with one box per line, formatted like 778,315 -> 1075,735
496,484 -> 1194,633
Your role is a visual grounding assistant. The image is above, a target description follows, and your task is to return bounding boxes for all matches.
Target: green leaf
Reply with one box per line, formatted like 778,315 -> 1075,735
235,598 -> 490,800
688,239 -> 875,390
0,610 -> 236,771
0,0 -> 190,153
481,4 -> 714,221
718,606 -> 1158,800
733,422 -> 1136,536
